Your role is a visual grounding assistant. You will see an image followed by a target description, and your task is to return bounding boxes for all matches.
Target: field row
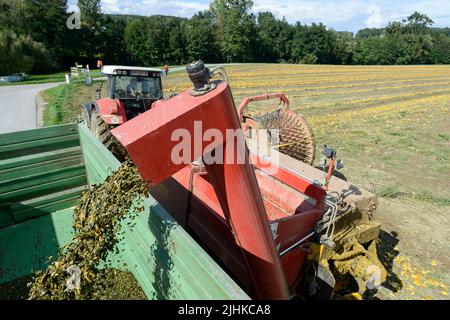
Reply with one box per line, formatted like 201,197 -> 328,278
166,75 -> 450,93
308,93 -> 450,130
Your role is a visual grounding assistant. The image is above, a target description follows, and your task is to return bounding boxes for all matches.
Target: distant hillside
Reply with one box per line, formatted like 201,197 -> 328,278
431,27 -> 450,37
106,13 -> 187,23
356,28 -> 384,38
357,27 -> 450,38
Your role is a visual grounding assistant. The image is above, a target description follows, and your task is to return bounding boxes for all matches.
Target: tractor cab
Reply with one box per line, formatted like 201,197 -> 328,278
82,65 -> 164,160
100,65 -> 163,120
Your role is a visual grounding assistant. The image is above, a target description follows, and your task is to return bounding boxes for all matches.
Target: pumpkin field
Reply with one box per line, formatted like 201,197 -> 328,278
164,64 -> 450,300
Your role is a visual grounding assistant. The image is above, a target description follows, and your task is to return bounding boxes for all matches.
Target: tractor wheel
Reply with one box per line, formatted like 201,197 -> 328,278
90,110 -> 127,162
81,107 -> 91,129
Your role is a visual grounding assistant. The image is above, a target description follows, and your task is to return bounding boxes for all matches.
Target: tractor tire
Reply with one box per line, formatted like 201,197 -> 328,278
90,110 -> 127,162
81,107 -> 91,129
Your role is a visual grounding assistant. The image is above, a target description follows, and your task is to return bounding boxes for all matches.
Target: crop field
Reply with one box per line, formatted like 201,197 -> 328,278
41,63 -> 449,300
163,64 -> 450,300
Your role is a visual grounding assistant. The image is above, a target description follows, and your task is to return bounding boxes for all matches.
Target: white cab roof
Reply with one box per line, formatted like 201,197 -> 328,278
101,65 -> 162,75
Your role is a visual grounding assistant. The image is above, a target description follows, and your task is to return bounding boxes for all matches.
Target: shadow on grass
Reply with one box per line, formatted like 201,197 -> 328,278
314,166 -> 348,182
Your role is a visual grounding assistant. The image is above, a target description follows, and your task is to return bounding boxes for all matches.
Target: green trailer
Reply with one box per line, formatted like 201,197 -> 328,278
0,123 -> 249,300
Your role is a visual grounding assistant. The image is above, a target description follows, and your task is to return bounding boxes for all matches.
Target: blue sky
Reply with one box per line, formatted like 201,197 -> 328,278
68,0 -> 450,33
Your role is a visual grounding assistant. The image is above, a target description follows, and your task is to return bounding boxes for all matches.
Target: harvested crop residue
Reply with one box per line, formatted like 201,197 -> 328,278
28,160 -> 149,300
2,269 -> 146,300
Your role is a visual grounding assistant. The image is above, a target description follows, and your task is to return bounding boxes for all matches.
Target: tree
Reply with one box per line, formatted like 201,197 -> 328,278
221,9 -> 257,62
405,11 -> 434,34
300,53 -> 318,64
2,0 -> 83,72
404,34 -> 434,64
355,28 -> 383,39
256,12 -> 294,62
21,0 -> 74,71
356,11 -> 438,65
167,18 -> 188,64
101,16 -> 132,65
290,23 -> 337,64
276,18 -> 295,62
431,33 -> 450,64
0,0 -> 26,34
210,0 -> 257,62
353,37 -> 386,65
0,30 -> 49,75
186,11 -> 217,62
77,0 -> 104,64
124,18 -> 149,65
125,16 -> 189,66
333,31 -> 354,64
210,0 -> 254,17
78,0 -> 102,28
385,12 -> 434,36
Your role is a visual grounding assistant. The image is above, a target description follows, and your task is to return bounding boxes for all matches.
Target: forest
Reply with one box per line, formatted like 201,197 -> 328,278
1,0 -> 450,75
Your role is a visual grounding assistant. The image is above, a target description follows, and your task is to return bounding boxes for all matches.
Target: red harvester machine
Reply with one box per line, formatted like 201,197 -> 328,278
111,61 -> 386,300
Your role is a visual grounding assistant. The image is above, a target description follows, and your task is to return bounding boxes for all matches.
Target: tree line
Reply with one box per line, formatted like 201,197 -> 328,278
1,0 -> 450,75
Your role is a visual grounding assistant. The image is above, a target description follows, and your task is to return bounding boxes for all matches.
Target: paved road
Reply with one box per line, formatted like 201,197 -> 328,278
0,83 -> 61,134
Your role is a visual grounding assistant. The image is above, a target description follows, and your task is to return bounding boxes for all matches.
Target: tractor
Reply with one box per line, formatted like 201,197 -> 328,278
81,65 -> 164,159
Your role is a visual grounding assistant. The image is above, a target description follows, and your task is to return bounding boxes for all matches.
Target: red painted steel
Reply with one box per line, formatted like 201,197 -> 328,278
251,154 -> 326,207
151,161 -> 325,292
112,82 -> 291,300
96,98 -> 127,124
325,158 -> 336,191
186,164 -> 323,293
238,93 -> 290,122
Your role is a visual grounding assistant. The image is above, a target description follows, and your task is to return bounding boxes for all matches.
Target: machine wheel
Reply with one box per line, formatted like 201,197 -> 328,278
81,107 -> 91,129
90,110 -> 127,162
249,109 -> 316,165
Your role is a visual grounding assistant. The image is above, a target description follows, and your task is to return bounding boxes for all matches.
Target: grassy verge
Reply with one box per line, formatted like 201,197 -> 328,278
1,70 -> 102,86
42,80 -> 98,126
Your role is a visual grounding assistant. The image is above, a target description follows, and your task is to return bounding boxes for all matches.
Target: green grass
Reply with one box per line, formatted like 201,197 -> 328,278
42,84 -> 68,125
378,186 -> 405,199
0,70 -> 102,86
438,133 -> 450,142
413,191 -> 450,206
42,80 -> 98,126
378,186 -> 450,206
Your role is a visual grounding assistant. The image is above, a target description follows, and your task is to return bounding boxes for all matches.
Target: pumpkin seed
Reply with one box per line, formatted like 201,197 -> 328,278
28,159 -> 149,300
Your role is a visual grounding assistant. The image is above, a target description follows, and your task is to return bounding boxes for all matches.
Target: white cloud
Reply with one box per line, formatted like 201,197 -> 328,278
253,0 -> 450,31
377,0 -> 450,28
252,0 -> 368,24
99,0 -> 208,17
65,0 -> 450,31
67,3 -> 80,13
101,0 -> 120,13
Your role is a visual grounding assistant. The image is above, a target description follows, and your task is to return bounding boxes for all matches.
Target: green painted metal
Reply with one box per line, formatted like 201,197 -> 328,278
0,123 -> 249,300
78,124 -> 121,186
0,147 -> 82,172
0,125 -> 78,146
78,124 -> 249,300
0,208 -> 74,284
0,124 -> 87,228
